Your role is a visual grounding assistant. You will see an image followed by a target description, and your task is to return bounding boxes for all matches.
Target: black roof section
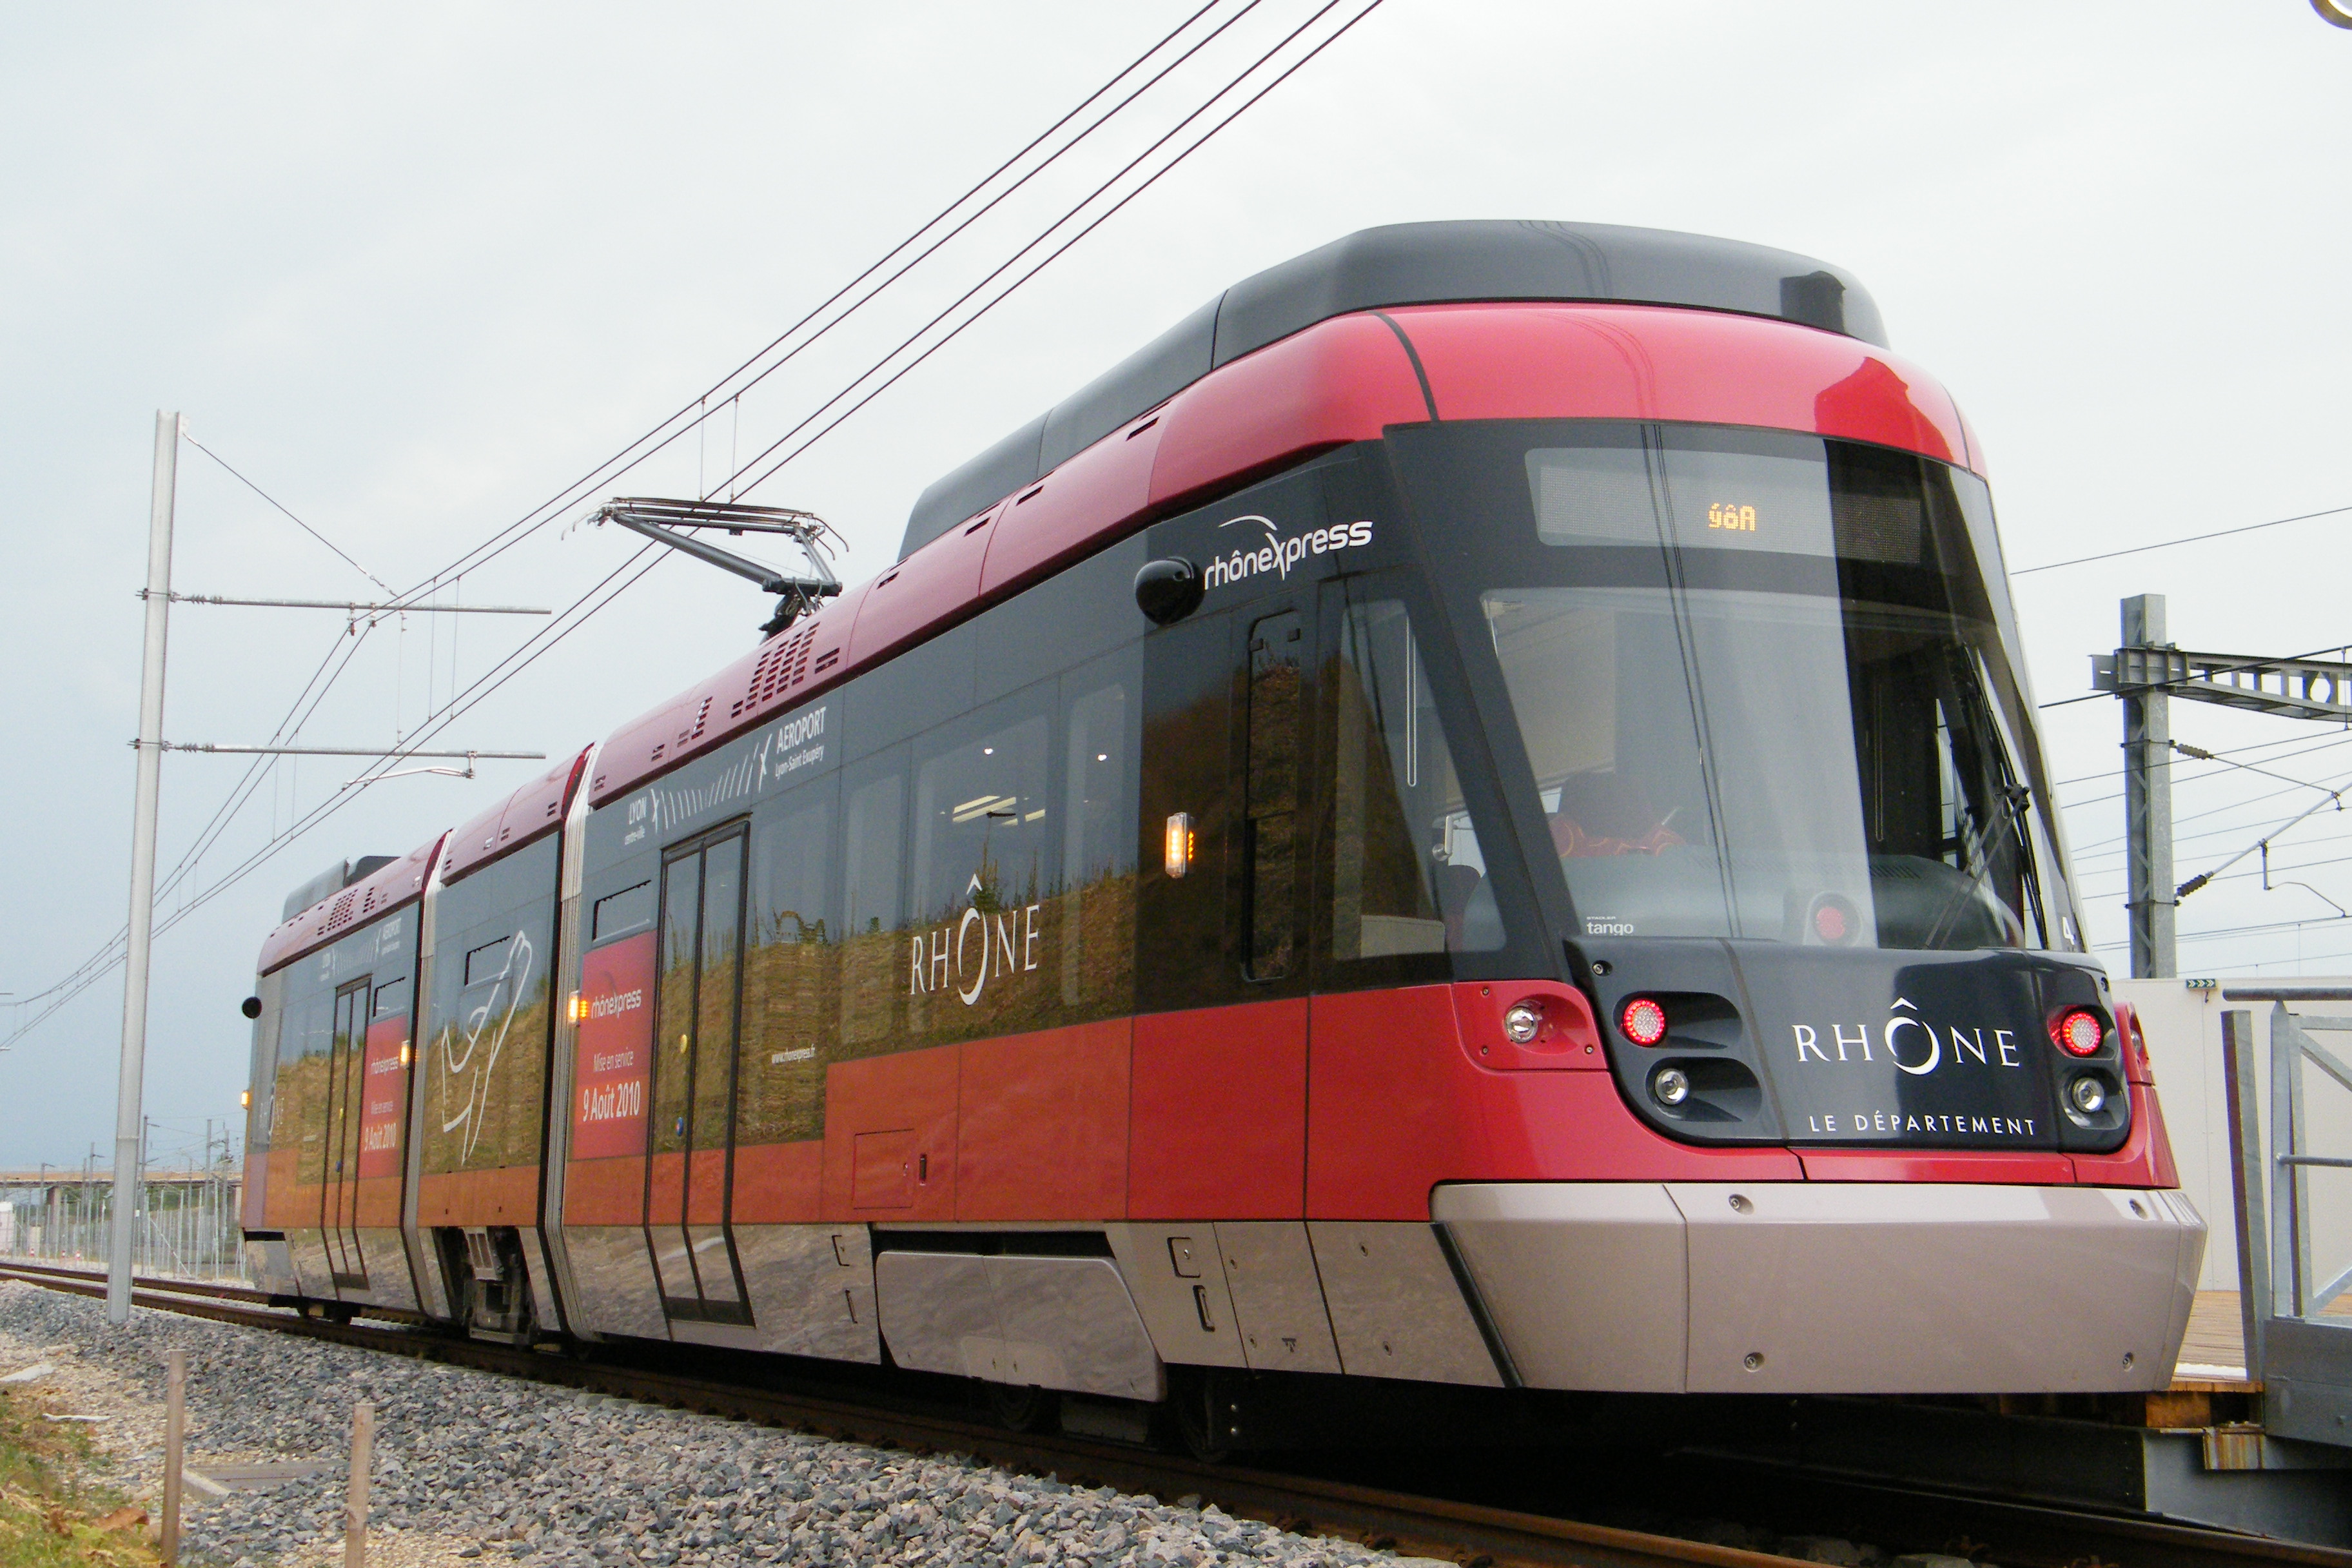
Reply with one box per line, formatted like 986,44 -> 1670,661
899,220 -> 1886,559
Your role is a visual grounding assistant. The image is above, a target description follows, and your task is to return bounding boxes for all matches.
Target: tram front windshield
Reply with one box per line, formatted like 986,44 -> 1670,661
1407,422 -> 2080,954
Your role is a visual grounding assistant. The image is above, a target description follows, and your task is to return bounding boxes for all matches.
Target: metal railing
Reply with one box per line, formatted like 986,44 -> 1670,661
2222,988 -> 2352,1446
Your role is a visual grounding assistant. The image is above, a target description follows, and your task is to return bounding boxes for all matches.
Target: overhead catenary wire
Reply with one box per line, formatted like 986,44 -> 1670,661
2011,500 -> 2352,576
8,1 -> 1390,1050
0,623 -> 375,1015
2090,911 -> 2352,950
2069,761 -> 2352,856
2050,727 -> 2352,792
0,547 -> 667,1051
725,0 -> 1388,500
2058,731 -> 2352,819
371,0 -> 1255,611
4,14 -> 1246,1026
182,433 -> 394,596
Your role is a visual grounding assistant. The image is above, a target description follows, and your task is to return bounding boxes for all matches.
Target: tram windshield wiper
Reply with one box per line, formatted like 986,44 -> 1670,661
1395,419 -> 2081,954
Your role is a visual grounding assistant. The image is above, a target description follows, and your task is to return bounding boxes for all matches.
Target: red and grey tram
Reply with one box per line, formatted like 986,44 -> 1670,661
240,221 -> 2204,1432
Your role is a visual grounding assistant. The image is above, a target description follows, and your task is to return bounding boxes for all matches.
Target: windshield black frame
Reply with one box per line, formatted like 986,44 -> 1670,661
1384,418 -> 2087,960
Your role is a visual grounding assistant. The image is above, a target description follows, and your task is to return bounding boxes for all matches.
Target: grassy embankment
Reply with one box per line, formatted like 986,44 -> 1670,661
0,1389 -> 153,1568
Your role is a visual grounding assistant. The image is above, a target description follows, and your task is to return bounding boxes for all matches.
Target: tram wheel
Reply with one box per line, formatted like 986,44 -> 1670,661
986,1382 -> 1058,1433
1168,1369 -> 1233,1465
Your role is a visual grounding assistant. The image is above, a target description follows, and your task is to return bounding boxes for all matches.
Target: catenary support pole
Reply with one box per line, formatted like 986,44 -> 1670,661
2122,593 -> 2177,978
112,411 -> 178,1324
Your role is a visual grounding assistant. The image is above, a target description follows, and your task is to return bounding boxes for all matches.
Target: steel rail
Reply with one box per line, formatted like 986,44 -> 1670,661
3,1264 -> 2342,1568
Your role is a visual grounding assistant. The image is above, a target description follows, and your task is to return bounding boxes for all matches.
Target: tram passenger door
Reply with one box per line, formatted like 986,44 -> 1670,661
1132,598 -> 1313,1216
644,825 -> 754,1327
320,977 -> 370,1290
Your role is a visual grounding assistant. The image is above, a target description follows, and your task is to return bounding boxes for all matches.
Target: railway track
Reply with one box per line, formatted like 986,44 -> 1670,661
0,1260 -> 2339,1568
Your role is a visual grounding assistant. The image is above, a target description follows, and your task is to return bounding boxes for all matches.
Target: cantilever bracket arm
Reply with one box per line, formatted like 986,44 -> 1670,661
2093,645 -> 2352,722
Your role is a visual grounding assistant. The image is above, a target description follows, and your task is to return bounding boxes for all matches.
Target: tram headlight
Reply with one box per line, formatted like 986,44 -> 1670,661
1651,1066 -> 1691,1108
2069,1074 -> 2108,1115
1502,1001 -> 1544,1044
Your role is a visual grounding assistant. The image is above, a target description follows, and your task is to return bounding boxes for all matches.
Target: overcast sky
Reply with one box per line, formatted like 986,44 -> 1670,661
3,3 -> 2346,1170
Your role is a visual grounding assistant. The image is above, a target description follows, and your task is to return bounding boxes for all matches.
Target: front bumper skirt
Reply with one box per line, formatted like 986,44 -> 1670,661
1435,1181 -> 2205,1394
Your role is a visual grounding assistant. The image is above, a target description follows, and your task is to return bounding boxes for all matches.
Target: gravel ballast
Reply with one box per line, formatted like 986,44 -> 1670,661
0,1281 -> 1455,1568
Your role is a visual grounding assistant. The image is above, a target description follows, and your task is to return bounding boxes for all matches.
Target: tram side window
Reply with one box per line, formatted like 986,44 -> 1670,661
1059,662 -> 1137,1010
591,880 -> 652,943
421,835 -> 561,1179
905,686 -> 1055,1043
279,980 -> 335,1188
738,781 -> 839,1144
838,759 -> 906,1051
1326,595 -> 1500,962
246,986 -> 280,1157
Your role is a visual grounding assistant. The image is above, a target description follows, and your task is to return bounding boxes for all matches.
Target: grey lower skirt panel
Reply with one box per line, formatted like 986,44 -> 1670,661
1435,1181 -> 2207,1395
875,1251 -> 1164,1400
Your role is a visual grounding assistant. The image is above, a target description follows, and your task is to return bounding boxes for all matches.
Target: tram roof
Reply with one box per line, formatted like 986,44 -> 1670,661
900,220 -> 1886,560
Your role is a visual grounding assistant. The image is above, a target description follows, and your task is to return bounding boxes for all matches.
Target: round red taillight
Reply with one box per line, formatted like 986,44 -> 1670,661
1621,997 -> 1669,1046
2053,1008 -> 2105,1057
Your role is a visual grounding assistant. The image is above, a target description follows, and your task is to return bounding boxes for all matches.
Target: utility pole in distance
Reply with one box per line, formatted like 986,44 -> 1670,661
2093,593 -> 2352,982
112,410 -> 178,1325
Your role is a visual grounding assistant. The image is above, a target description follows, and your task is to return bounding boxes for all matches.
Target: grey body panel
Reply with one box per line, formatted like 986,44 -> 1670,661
564,1225 -> 667,1340
1105,1223 -> 1246,1369
1436,1181 -> 2205,1395
346,1228 -> 419,1312
733,1224 -> 879,1362
1215,1222 -> 1341,1375
516,1225 -> 560,1330
243,1235 -> 299,1297
286,1229 -> 333,1299
1309,1221 -> 1502,1386
1437,1182 -> 1688,1391
876,1251 -> 1164,1400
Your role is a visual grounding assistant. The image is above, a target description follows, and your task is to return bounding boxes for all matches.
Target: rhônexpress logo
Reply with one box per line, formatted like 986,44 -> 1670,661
1202,514 -> 1375,591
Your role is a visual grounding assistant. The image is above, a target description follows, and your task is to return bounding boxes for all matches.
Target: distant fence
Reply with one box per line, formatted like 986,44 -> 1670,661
0,1173 -> 246,1284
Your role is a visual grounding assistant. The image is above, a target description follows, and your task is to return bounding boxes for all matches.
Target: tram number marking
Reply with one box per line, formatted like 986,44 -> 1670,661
1706,502 -> 1758,533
